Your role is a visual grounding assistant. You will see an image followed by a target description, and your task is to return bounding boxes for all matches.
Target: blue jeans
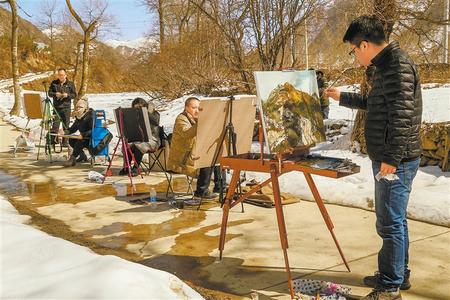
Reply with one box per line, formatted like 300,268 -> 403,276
372,158 -> 420,290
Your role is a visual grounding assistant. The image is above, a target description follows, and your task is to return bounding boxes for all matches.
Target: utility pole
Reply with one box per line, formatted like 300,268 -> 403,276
444,0 -> 449,63
305,19 -> 309,69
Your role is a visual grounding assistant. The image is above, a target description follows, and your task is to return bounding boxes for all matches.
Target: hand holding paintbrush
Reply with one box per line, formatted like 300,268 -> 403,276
324,67 -> 351,102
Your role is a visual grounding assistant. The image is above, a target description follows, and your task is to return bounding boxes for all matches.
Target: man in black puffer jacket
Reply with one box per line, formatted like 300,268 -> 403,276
326,15 -> 422,300
48,68 -> 77,146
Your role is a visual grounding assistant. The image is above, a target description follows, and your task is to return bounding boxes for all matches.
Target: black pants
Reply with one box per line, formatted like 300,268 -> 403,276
195,166 -> 226,195
52,106 -> 71,133
125,145 -> 143,167
52,106 -> 71,145
69,138 -> 89,158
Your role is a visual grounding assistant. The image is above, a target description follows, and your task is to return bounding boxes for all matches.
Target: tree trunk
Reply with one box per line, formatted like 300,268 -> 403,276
65,0 -> 99,101
73,42 -> 82,88
158,0 -> 165,47
8,0 -> 21,116
78,33 -> 91,101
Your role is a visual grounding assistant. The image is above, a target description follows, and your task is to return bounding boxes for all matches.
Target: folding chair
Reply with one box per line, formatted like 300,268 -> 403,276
165,172 -> 196,206
140,141 -> 175,198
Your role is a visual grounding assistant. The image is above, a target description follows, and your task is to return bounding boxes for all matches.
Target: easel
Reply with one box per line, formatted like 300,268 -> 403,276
218,111 -> 360,299
198,95 -> 244,211
102,108 -> 143,193
37,83 -> 65,161
13,93 -> 41,156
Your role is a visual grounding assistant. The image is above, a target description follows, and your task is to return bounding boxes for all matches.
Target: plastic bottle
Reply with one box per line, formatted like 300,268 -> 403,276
149,187 -> 157,203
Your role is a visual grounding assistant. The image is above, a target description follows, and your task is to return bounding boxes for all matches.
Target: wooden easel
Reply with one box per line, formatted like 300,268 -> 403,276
218,112 -> 360,299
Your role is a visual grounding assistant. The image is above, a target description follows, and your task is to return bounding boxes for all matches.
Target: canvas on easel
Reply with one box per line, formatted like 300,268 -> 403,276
192,96 -> 257,169
22,93 -> 43,119
113,107 -> 152,142
254,70 -> 326,154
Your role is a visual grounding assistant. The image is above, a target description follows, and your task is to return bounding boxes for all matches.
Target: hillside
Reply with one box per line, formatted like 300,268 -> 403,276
0,7 -> 135,93
0,7 -> 53,79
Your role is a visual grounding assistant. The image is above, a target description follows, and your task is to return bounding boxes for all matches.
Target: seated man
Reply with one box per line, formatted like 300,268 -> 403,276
119,97 -> 161,176
64,97 -> 93,167
167,97 -> 225,200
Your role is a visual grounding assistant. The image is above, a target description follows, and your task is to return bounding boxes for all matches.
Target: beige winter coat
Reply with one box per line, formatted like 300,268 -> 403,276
167,111 -> 198,177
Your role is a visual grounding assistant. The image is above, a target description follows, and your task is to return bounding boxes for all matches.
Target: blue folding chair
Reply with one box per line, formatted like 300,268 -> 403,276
90,110 -> 111,164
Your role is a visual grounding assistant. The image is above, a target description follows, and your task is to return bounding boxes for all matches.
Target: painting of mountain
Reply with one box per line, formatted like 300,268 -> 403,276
254,70 -> 326,153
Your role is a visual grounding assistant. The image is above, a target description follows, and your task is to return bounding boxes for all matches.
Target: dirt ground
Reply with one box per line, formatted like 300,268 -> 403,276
1,119 -> 449,300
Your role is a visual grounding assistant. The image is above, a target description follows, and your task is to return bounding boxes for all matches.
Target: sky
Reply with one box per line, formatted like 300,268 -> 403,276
6,0 -> 156,41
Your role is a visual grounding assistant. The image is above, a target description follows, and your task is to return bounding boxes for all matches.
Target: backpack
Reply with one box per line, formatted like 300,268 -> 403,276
89,127 -> 113,156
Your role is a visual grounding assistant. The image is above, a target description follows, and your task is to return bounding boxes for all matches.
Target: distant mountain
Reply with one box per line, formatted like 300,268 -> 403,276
104,37 -> 158,55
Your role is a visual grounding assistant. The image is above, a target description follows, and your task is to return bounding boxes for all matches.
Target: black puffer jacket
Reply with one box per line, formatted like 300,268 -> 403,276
340,41 -> 422,167
48,79 -> 77,108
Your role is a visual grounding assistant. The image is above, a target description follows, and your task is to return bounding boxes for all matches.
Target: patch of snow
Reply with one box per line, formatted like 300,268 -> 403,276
248,150 -> 450,227
0,195 -> 203,299
104,37 -> 157,50
0,71 -> 53,91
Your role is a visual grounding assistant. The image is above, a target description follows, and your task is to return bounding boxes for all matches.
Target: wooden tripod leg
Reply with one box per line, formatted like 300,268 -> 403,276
303,173 -> 350,272
270,166 -> 294,299
218,169 -> 240,260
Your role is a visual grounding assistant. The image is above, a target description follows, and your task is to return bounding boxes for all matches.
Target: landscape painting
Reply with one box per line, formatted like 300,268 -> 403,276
254,70 -> 326,153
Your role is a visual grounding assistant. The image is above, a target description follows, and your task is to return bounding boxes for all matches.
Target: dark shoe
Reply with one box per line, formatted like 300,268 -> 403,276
194,190 -> 218,199
364,272 -> 411,291
360,289 -> 401,300
184,199 -> 201,206
76,151 -> 88,163
64,155 -> 76,167
119,167 -> 138,177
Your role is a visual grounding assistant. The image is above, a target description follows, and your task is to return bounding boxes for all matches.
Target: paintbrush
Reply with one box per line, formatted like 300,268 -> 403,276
327,67 -> 352,89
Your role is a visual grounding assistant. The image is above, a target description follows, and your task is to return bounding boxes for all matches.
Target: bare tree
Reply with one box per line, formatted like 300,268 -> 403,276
1,0 -> 21,115
65,0 -> 109,100
248,0 -> 324,70
142,0 -> 167,46
189,0 -> 252,91
39,0 -> 59,73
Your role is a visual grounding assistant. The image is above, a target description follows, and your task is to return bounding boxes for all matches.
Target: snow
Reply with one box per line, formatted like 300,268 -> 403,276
247,150 -> 450,227
104,37 -> 157,50
0,71 -> 53,91
0,195 -> 203,300
327,85 -> 450,123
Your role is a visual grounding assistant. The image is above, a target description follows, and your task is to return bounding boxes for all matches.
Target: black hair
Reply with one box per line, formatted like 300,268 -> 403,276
132,97 -> 148,108
185,97 -> 199,107
57,68 -> 67,73
343,15 -> 386,46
